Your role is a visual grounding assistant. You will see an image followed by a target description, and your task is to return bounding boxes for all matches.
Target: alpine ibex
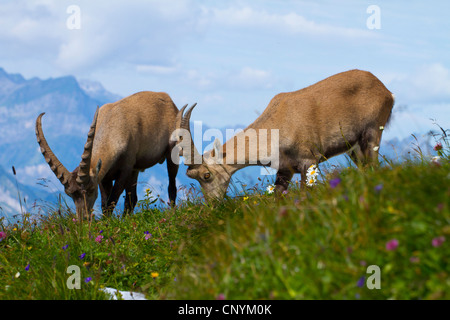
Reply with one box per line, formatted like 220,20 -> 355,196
173,70 -> 395,199
36,91 -> 183,219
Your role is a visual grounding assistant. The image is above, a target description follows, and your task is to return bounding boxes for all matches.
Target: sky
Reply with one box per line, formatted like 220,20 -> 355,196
1,0 -> 450,140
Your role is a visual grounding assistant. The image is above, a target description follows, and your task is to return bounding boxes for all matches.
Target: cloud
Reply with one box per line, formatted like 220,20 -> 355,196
388,63 -> 450,104
204,6 -> 376,39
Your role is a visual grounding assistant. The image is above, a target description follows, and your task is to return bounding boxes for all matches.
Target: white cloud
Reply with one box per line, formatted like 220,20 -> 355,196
205,6 -> 376,39
136,64 -> 178,75
388,63 -> 450,104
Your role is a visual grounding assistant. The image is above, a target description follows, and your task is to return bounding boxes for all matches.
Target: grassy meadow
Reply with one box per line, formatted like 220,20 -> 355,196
0,134 -> 449,300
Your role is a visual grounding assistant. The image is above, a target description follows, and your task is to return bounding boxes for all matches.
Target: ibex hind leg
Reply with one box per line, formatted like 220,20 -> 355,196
359,127 -> 382,167
274,169 -> 294,193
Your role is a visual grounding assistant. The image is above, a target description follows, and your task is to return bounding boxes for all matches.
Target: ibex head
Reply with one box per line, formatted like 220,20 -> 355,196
172,104 -> 232,200
35,108 -> 102,220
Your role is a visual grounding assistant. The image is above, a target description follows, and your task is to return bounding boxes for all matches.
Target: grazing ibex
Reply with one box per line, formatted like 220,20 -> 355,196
173,70 -> 395,199
36,91 -> 183,219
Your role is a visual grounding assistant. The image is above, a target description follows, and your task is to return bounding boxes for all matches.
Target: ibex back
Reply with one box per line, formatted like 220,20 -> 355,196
36,91 -> 182,219
174,69 -> 395,199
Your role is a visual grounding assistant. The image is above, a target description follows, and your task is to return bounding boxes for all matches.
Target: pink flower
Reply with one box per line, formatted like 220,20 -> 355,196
95,235 -> 104,243
0,231 -> 6,241
434,142 -> 443,151
432,236 -> 445,247
386,239 -> 399,251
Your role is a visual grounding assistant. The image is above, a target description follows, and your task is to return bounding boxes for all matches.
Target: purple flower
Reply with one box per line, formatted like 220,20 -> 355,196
432,236 -> 445,247
386,239 -> 399,251
62,244 -> 69,251
79,253 -> 86,259
329,178 -> 341,189
85,277 -> 92,283
95,235 -> 104,243
144,231 -> 152,240
356,276 -> 365,288
0,231 -> 6,241
216,293 -> 226,300
25,263 -> 30,271
374,184 -> 383,193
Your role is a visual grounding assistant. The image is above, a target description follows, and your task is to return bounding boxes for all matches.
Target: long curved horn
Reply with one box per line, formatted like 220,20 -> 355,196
175,104 -> 188,130
76,106 -> 99,185
175,103 -> 201,165
35,113 -> 72,188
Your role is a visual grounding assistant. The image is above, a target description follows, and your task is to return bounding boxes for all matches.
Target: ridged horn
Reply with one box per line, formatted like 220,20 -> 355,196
35,113 -> 72,188
76,106 -> 99,185
175,103 -> 201,165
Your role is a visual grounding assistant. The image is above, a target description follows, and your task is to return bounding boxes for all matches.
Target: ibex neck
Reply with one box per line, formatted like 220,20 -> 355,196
221,127 -> 278,171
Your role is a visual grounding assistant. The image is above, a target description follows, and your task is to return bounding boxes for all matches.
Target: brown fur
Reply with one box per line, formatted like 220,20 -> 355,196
178,69 -> 395,199
36,91 -> 180,219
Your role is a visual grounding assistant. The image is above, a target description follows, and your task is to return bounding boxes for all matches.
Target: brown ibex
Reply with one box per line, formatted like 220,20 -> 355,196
173,70 -> 395,199
36,91 -> 183,219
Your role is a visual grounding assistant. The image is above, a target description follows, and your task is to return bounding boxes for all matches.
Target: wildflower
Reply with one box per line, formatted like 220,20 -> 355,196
151,272 -> 159,278
15,272 -> 20,278
85,277 -> 92,283
306,177 -> 317,187
374,184 -> 383,193
25,264 -> 30,271
306,165 -> 318,186
356,276 -> 365,288
243,196 -> 249,201
379,126 -> 384,130
329,178 -> 341,189
216,293 -> 226,300
434,142 -> 443,151
282,190 -> 288,195
62,244 -> 69,251
144,231 -> 152,240
95,235 -> 104,243
0,231 -> 6,241
431,156 -> 441,165
373,146 -> 379,152
79,253 -> 86,259
307,164 -> 318,178
385,239 -> 399,251
432,236 -> 445,247
266,185 -> 275,194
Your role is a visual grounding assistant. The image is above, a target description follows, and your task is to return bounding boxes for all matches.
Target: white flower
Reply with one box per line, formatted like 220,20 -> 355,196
379,126 -> 384,130
266,185 -> 275,194
306,164 -> 318,178
15,272 -> 20,278
306,164 -> 319,186
373,146 -> 379,152
306,177 -> 317,187
432,156 -> 441,164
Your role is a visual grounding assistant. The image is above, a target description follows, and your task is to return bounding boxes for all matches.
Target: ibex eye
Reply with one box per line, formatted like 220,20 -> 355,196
204,172 -> 211,180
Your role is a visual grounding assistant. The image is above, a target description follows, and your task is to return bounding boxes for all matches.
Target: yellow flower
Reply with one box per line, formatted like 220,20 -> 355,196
243,196 -> 249,201
151,272 -> 159,278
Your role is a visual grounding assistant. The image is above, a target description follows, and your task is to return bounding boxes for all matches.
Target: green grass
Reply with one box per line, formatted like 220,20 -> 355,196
0,141 -> 449,300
